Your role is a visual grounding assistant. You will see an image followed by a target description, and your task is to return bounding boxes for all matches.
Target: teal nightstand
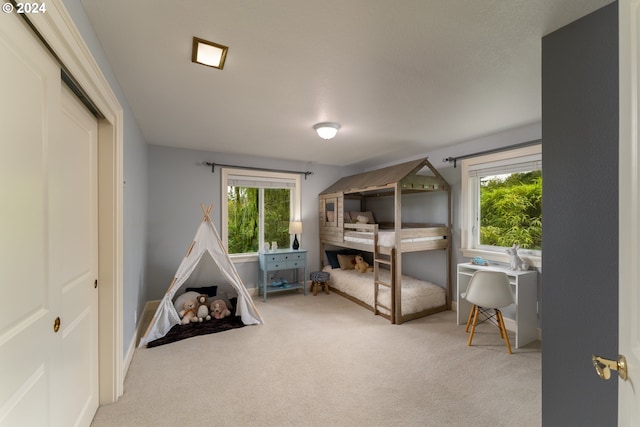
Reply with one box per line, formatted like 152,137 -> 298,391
258,249 -> 307,302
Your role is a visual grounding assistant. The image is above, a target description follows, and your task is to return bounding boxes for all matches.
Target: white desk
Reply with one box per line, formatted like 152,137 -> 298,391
456,263 -> 538,348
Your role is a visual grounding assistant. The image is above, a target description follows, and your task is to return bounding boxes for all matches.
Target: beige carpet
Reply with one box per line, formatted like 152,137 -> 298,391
91,292 -> 541,426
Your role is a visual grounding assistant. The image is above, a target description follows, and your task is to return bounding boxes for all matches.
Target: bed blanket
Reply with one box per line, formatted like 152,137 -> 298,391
324,266 -> 445,315
147,298 -> 243,348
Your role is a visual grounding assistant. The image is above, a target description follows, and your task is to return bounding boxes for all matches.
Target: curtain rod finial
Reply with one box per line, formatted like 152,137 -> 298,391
202,161 -> 215,173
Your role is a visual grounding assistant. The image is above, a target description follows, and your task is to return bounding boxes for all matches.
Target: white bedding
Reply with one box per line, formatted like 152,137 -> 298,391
343,230 -> 444,247
323,265 -> 445,316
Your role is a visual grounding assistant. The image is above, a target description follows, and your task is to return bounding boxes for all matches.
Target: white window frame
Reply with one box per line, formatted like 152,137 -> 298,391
221,168 -> 301,262
460,144 -> 542,268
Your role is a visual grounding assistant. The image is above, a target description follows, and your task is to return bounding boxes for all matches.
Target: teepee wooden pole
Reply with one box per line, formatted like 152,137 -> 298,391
201,203 -> 213,223
185,241 -> 196,257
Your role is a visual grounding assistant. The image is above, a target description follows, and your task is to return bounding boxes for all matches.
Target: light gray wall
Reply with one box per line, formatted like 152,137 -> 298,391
147,122 -> 541,309
147,145 -> 357,300
367,122 -> 542,294
425,124 -> 542,298
63,0 -> 149,354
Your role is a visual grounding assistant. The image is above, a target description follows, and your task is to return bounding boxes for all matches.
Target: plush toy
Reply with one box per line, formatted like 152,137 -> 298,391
196,294 -> 211,321
356,215 -> 369,224
210,299 -> 231,319
354,255 -> 373,273
506,244 -> 529,271
173,291 -> 201,313
179,300 -> 198,324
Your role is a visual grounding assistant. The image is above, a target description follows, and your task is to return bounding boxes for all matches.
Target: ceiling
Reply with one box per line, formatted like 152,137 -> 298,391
80,0 -> 613,168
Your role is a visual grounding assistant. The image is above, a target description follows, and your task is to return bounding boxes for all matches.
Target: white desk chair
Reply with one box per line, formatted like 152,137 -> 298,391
462,270 -> 515,354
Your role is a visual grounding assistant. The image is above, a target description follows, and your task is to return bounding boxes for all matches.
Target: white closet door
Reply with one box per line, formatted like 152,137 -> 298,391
0,12 -> 98,427
49,85 -> 99,427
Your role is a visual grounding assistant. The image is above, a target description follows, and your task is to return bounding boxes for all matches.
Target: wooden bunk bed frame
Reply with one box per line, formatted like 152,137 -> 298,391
319,157 -> 452,324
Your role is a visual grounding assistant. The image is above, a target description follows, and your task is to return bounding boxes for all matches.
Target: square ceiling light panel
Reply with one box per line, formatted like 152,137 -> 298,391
192,37 -> 228,69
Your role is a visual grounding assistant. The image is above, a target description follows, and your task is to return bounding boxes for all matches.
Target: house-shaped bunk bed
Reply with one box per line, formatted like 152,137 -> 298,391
319,158 -> 451,324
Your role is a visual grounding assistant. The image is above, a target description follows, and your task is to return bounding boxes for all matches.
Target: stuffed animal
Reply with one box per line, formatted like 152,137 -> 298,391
356,215 -> 369,224
354,255 -> 373,273
173,291 -> 201,313
210,299 -> 231,319
179,300 -> 198,324
196,294 -> 211,321
506,244 -> 529,271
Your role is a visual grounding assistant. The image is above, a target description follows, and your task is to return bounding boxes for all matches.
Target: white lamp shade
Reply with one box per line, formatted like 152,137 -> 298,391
313,122 -> 340,140
289,221 -> 303,234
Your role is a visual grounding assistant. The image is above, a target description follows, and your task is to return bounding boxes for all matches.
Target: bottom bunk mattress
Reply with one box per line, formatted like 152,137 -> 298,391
323,265 -> 445,316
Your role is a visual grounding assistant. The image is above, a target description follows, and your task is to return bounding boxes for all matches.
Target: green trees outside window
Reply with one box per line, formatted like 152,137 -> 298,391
227,186 -> 290,254
479,171 -> 542,250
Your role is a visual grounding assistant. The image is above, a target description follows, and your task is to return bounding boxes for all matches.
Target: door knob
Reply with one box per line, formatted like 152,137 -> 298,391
592,354 -> 627,381
53,317 -> 61,333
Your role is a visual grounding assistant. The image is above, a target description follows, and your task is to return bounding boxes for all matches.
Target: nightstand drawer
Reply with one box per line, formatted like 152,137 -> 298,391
287,252 -> 305,262
266,261 -> 287,270
287,260 -> 305,269
263,254 -> 288,263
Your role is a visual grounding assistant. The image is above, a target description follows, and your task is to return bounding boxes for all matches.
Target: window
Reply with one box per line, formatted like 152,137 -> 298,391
461,144 -> 542,266
221,168 -> 301,257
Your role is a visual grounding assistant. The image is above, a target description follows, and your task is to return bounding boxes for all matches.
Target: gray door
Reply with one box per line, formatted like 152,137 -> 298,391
542,2 -> 618,425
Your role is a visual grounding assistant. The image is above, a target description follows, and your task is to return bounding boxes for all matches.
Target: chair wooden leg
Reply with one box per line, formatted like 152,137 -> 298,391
465,304 -> 476,332
468,306 -> 480,346
496,310 -> 513,354
496,309 -> 505,339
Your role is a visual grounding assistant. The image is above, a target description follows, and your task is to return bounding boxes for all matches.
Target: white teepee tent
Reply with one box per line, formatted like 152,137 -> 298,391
139,205 -> 263,347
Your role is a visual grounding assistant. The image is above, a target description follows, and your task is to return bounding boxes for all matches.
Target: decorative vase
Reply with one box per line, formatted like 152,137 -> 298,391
292,234 -> 299,250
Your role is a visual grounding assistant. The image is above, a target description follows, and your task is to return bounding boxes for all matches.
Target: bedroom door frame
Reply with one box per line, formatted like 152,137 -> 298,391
25,1 -> 125,404
619,0 -> 640,422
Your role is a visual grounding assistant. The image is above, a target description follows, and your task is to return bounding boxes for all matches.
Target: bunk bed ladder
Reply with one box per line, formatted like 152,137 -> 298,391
373,227 -> 396,323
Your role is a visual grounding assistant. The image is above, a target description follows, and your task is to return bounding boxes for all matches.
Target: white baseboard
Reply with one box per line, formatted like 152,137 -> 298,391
123,334 -> 136,377
125,300 -> 161,364
138,300 -> 160,340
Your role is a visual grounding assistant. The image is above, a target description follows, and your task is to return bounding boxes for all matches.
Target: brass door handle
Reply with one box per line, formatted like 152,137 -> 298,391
592,354 -> 627,381
53,316 -> 61,333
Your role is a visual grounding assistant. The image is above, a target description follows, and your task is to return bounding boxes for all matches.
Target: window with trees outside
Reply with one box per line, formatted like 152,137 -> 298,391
461,144 -> 542,266
221,168 -> 301,258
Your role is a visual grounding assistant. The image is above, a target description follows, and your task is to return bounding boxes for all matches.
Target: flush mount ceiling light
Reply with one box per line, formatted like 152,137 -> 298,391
192,37 -> 228,69
313,122 -> 341,140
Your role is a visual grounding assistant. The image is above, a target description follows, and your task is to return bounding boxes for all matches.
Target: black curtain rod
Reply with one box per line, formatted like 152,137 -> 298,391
442,139 -> 542,168
202,162 -> 314,179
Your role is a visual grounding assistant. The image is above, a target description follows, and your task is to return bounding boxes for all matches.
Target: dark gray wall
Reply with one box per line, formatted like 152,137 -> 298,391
542,2 -> 618,425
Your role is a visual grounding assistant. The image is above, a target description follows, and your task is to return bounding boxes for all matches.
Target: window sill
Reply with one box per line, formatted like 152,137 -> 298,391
229,253 -> 258,263
461,248 -> 541,269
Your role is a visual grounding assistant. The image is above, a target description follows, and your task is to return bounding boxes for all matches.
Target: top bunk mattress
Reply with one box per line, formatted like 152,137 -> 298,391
344,230 -> 444,247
